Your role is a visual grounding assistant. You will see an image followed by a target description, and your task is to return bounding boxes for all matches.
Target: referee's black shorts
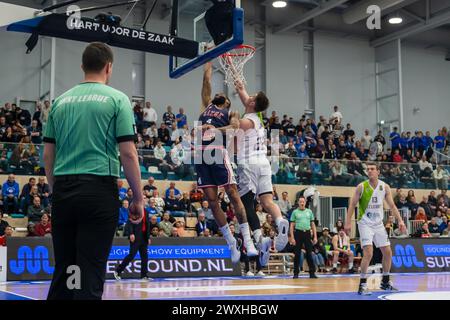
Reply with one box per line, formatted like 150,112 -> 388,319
47,174 -> 120,300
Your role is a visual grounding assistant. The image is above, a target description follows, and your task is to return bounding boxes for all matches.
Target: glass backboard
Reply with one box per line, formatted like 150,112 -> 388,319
169,0 -> 244,79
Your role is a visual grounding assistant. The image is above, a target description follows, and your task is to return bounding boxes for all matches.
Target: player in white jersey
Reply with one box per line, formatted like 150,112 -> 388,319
233,79 -> 289,267
345,162 -> 406,295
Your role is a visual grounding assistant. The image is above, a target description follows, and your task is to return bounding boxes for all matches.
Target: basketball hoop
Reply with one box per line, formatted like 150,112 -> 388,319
219,44 -> 256,87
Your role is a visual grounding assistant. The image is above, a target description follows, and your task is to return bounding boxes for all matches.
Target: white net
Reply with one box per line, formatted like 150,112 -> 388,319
219,45 -> 256,87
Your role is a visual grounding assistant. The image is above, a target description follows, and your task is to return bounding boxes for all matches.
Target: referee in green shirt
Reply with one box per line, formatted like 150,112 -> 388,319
43,42 -> 144,300
289,196 -> 318,279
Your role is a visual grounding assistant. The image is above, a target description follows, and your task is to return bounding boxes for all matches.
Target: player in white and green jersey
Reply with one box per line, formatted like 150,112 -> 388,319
345,162 -> 407,296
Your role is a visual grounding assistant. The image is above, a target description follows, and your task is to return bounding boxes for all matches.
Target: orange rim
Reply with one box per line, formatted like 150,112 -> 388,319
220,44 -> 256,57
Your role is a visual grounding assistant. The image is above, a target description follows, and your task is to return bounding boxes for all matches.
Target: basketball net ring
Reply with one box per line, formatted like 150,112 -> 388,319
219,44 -> 256,87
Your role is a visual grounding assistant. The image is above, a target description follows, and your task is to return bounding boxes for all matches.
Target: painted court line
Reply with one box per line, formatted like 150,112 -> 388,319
133,284 -> 307,293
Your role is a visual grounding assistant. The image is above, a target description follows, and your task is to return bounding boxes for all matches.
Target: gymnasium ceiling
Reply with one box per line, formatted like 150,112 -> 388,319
4,0 -> 450,50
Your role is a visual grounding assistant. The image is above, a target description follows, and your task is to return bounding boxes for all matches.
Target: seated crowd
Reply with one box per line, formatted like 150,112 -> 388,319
0,101 -> 449,191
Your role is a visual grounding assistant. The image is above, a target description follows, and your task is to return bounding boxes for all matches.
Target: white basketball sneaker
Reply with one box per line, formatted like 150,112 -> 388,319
259,236 -> 272,267
245,240 -> 258,257
228,238 -> 241,264
275,218 -> 289,251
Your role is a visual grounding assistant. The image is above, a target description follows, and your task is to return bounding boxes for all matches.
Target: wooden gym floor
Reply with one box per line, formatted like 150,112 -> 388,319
1,273 -> 450,300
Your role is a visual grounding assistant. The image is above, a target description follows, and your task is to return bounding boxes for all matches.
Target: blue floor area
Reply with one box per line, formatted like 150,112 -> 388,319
0,291 -> 31,300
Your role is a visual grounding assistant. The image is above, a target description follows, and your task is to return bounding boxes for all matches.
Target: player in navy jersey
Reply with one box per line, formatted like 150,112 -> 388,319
194,62 -> 257,263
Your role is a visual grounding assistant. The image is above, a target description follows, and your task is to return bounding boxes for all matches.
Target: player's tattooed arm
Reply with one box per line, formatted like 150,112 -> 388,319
201,62 -> 213,113
214,111 -> 241,132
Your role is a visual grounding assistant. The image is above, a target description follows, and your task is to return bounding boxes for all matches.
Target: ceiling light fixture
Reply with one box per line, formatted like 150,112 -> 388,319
388,14 -> 403,25
272,1 -> 287,8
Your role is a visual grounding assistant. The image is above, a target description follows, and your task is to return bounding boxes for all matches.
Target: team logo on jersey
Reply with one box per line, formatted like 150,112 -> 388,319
379,185 -> 383,191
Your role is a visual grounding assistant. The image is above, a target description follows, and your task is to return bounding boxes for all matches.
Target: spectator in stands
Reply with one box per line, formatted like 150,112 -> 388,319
164,182 -> 180,199
437,197 -> 448,218
331,227 -> 355,273
255,204 -> 267,227
434,129 -> 446,162
143,176 -> 157,195
407,196 -> 420,219
262,214 -> 276,236
151,227 -> 159,237
19,177 -> 36,200
407,190 -> 415,202
143,123 -> 158,140
435,210 -> 444,226
428,191 -> 437,210
329,106 -> 343,125
142,102 -> 157,129
162,105 -> 175,127
198,200 -> 216,233
432,166 -> 448,190
118,199 -> 129,231
225,203 -> 235,223
28,120 -> 42,144
146,198 -> 158,217
149,215 -> 159,230
157,123 -> 170,145
0,225 -> 13,246
441,220 -> 450,236
165,189 -> 185,217
154,140 -> 166,165
189,182 -> 204,206
330,161 -> 352,186
343,123 -> 355,142
0,116 -> 8,138
175,107 -> 187,129
360,129 -> 372,153
297,158 -> 312,183
27,196 -> 44,224
385,215 -> 399,237
390,127 -> 401,151
374,130 -> 386,147
196,212 -> 209,236
438,189 -> 449,207
158,212 -> 173,237
2,174 -> 19,214
133,103 -> 144,133
316,227 -> 332,267
152,190 -> 165,214
201,228 -> 211,237
395,194 -> 409,213
34,213 -> 52,237
36,177 -> 50,206
393,188 -> 403,204
418,155 -> 433,178
392,149 -> 403,163
419,196 -> 433,220
0,212 -> 9,236
180,192 -> 192,215
332,219 -> 344,235
169,139 -> 194,180
428,217 -> 441,234
278,192 -> 291,217
270,116 -> 282,132
117,180 -> 127,201
125,188 -> 133,203
414,207 -> 427,222
40,100 -> 51,128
